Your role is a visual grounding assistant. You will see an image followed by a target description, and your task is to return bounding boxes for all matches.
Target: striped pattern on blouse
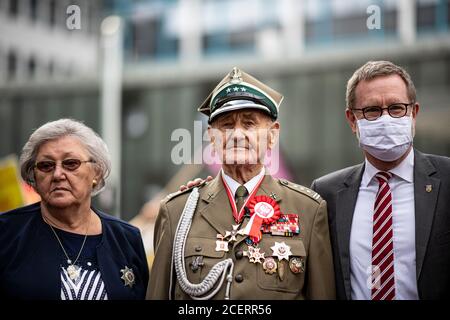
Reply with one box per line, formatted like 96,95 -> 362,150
61,266 -> 108,300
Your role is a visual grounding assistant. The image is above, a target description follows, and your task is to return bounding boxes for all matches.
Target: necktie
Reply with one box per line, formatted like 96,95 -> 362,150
235,185 -> 249,217
371,172 -> 395,300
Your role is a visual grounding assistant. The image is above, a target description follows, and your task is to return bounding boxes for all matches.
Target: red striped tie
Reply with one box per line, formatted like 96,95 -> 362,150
371,172 -> 395,300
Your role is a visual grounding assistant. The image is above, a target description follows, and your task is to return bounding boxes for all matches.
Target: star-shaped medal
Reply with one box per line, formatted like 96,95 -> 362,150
271,241 -> 292,261
120,266 -> 136,288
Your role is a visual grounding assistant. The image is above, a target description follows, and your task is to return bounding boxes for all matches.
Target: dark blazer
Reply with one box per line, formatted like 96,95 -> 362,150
311,149 -> 450,300
0,202 -> 149,300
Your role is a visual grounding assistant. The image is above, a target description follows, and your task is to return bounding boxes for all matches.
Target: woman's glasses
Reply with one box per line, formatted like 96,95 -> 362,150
34,159 -> 95,173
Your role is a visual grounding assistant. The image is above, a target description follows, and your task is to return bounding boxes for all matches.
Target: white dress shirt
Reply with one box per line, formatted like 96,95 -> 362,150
222,167 -> 265,200
350,150 -> 419,300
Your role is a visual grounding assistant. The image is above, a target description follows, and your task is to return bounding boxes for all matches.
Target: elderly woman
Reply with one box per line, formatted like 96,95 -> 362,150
148,68 -> 335,300
0,119 -> 148,300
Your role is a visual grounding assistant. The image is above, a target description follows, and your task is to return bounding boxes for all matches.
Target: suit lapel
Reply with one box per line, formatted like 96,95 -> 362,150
336,164 -> 364,300
413,150 -> 440,281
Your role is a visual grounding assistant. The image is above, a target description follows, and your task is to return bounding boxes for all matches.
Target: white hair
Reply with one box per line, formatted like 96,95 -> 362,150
20,118 -> 111,196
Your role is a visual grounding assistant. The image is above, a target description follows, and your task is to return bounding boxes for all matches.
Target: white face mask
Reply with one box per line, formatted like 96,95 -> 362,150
356,114 -> 413,162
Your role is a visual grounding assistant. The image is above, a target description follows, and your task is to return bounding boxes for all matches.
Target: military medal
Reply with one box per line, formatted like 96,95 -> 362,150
243,245 -> 265,264
271,242 -> 293,280
215,234 -> 229,252
289,257 -> 305,274
271,241 -> 292,261
240,195 -> 281,243
224,224 -> 241,243
120,266 -> 135,288
263,257 -> 277,274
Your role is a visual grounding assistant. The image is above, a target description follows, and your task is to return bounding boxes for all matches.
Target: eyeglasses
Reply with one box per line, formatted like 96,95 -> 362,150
34,159 -> 95,173
351,102 -> 414,121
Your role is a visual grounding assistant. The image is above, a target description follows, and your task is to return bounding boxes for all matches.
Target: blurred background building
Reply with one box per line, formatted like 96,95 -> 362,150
1,0 -> 449,265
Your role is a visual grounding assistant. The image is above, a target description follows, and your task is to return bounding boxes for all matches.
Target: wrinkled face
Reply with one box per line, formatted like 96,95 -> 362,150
33,136 -> 99,209
208,110 -> 279,166
346,74 -> 419,134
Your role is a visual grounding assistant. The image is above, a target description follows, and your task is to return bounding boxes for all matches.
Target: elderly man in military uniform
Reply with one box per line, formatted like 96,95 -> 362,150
148,67 -> 335,300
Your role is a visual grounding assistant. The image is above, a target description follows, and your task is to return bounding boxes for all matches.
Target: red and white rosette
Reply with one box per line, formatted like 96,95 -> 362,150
241,195 -> 281,243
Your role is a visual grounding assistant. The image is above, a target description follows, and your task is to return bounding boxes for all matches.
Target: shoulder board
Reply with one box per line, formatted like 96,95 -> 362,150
165,180 -> 208,202
278,179 -> 322,203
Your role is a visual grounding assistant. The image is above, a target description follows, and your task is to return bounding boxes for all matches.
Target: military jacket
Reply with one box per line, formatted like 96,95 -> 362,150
148,173 -> 335,300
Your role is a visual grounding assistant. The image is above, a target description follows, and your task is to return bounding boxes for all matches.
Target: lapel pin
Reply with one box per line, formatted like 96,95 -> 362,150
207,192 -> 214,200
120,266 -> 135,288
269,192 -> 278,200
426,185 -> 432,193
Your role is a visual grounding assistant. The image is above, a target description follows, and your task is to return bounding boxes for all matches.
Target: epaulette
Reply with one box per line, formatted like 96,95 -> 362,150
278,179 -> 322,203
164,180 -> 209,202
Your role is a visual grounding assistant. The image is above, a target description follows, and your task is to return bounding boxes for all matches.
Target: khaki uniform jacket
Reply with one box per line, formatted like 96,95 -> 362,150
148,173 -> 335,300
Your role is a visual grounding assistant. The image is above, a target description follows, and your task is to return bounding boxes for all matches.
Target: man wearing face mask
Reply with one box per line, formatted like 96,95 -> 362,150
311,60 -> 450,300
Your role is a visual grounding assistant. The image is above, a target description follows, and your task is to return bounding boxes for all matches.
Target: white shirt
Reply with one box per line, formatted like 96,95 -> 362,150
350,150 -> 419,300
222,167 -> 265,200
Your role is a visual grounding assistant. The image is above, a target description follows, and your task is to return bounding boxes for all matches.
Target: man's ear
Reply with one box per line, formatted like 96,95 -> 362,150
268,121 -> 280,149
345,108 -> 358,135
412,102 -> 420,120
411,102 -> 419,137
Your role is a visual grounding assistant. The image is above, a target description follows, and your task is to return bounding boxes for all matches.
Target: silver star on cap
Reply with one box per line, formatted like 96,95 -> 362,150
120,266 -> 136,288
